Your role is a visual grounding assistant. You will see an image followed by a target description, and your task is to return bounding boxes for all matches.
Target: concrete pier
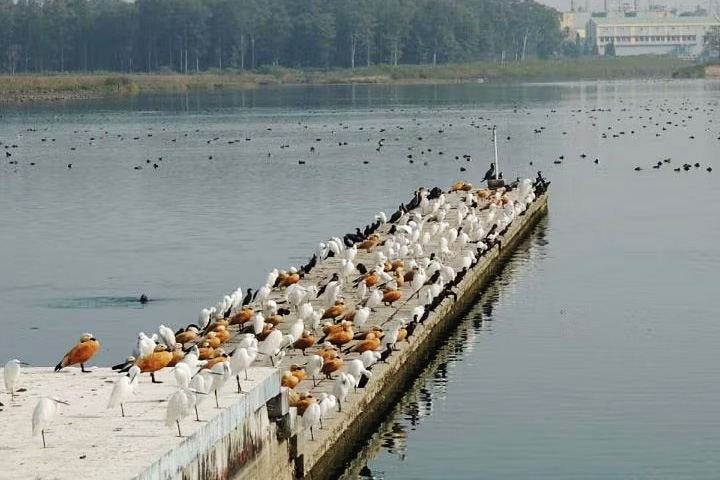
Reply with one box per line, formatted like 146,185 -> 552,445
2,181 -> 548,480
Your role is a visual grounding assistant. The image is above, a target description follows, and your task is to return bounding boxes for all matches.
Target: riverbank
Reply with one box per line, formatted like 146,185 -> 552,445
0,56 -> 691,104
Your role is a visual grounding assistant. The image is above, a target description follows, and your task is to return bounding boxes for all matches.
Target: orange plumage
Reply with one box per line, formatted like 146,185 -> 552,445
296,393 -> 317,416
357,234 -> 380,250
382,288 -> 402,306
136,346 -> 173,374
175,327 -> 198,345
347,333 -> 381,354
281,371 -> 299,389
55,333 -> 100,372
229,307 -> 254,326
321,300 -> 346,320
290,364 -> 306,382
279,273 -> 300,288
321,355 -> 344,378
327,323 -> 354,347
293,331 -> 315,354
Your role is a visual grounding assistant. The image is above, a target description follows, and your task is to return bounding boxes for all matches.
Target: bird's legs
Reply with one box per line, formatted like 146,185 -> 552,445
81,363 -> 91,373
120,403 -> 125,417
41,430 -> 46,448
151,372 -> 162,384
176,420 -> 182,437
236,376 -> 243,394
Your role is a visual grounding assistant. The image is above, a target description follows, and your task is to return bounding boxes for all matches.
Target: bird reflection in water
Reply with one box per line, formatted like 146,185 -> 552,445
381,422 -> 409,460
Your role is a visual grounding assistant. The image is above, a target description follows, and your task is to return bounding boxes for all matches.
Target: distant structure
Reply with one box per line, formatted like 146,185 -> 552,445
586,11 -> 720,57
562,11 -> 592,39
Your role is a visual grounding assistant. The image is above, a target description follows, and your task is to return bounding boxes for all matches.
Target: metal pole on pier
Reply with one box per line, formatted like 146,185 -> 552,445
493,126 -> 499,179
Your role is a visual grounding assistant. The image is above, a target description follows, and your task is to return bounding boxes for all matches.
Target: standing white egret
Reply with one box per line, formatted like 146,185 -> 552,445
165,387 -> 199,437
158,324 -> 176,348
288,318 -> 304,343
174,362 -> 192,388
306,354 -> 324,387
189,372 -> 210,421
346,359 -> 371,392
207,361 -> 232,408
136,332 -> 156,358
4,359 -> 28,398
180,345 -> 206,370
359,350 -> 381,369
333,373 -> 351,412
318,393 -> 337,428
230,346 -> 257,392
302,402 -> 322,440
258,330 -> 283,358
108,365 -> 140,417
32,396 -> 69,447
353,307 -> 370,329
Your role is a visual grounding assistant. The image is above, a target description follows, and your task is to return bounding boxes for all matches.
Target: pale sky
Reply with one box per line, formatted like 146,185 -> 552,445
537,0 -> 710,13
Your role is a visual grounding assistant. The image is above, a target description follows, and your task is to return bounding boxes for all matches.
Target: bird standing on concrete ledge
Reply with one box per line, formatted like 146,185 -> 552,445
54,333 -> 100,373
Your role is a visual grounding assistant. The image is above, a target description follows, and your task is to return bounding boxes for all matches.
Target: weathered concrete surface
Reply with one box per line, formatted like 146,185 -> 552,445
0,365 -> 279,480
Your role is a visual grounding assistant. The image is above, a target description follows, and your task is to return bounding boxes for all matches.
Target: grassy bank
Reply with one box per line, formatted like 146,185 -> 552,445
0,56 -> 693,103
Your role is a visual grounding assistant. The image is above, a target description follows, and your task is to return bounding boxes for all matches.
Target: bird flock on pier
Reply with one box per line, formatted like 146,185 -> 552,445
3,174 -> 548,447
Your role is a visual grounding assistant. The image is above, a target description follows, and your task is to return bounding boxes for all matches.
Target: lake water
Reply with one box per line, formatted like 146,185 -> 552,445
1,80 -> 719,478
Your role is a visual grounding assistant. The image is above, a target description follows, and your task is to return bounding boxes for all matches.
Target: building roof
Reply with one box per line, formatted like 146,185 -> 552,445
591,15 -> 720,26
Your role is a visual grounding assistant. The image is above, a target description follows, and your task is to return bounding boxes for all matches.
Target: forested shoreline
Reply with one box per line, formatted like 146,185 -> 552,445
0,0 -> 562,74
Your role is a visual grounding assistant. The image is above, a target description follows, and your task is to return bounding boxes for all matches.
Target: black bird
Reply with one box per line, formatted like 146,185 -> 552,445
389,204 -> 406,224
241,288 -> 253,306
316,273 -> 339,298
405,319 -> 419,339
356,263 -> 368,275
482,163 -> 496,182
379,344 -> 394,363
427,187 -> 443,200
139,294 -> 149,304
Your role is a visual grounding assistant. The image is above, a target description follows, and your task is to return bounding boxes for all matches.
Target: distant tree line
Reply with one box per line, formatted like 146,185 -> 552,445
0,0 -> 562,74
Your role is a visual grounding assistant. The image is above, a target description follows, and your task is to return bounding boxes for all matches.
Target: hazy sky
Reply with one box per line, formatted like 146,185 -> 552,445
537,0 -> 708,13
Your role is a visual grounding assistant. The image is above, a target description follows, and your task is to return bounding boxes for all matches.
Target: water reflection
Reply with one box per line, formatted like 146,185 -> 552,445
340,220 -> 548,479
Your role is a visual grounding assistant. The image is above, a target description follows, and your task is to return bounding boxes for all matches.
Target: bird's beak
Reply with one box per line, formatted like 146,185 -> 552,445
54,399 -> 70,405
188,388 -> 208,395
19,361 -> 30,365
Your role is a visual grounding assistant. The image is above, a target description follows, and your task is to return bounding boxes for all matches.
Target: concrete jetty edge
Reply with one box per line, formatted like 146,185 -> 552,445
300,193 -> 549,480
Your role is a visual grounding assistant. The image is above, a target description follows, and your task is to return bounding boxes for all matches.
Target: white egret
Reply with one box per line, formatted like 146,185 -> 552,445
189,372 -> 210,421
165,387 -> 201,437
32,396 -> 69,448
174,362 -> 192,388
306,354 -> 324,387
346,359 -> 371,392
333,373 -> 352,412
158,324 -> 175,348
302,402 -> 322,440
359,350 -> 381,369
207,361 -> 232,408
108,365 -> 140,417
230,346 -> 257,392
4,359 -> 28,399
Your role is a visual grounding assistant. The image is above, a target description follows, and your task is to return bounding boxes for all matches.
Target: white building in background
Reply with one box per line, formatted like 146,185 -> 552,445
587,14 -> 720,57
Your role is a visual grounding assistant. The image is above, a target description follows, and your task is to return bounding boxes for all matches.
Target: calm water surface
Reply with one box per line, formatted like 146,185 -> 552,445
1,80 -> 719,478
